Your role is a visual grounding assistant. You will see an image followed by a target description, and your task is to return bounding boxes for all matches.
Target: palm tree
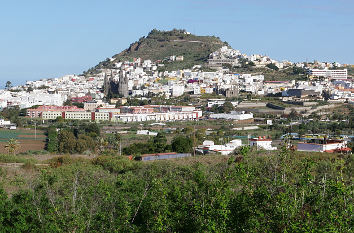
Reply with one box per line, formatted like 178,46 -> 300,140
5,81 -> 12,90
5,138 -> 20,155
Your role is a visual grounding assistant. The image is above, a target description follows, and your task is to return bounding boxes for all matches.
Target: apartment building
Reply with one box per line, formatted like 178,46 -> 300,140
307,69 -> 347,79
27,105 -> 85,118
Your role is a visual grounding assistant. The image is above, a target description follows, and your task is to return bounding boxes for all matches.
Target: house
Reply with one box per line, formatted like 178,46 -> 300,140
0,119 -> 11,127
27,105 -> 85,118
307,68 -> 347,79
207,99 -> 226,108
209,111 -> 253,121
198,139 -> 242,155
250,136 -> 277,150
297,138 -> 350,153
137,130 -> 158,136
84,100 -> 105,111
282,89 -> 321,98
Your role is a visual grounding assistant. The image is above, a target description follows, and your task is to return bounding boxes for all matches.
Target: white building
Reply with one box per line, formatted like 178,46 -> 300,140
209,111 -> 253,121
84,100 -> 105,111
207,99 -> 226,108
137,130 -> 158,136
307,69 -> 347,79
250,137 -> 277,150
112,111 -> 202,123
41,111 -> 62,120
297,139 -> 349,153
0,119 -> 11,126
199,139 -> 242,155
171,85 -> 185,97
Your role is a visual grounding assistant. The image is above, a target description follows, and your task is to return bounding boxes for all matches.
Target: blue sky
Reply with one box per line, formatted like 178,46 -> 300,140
1,0 -> 353,87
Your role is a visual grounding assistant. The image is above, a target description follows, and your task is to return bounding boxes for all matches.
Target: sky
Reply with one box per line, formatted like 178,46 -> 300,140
0,0 -> 353,88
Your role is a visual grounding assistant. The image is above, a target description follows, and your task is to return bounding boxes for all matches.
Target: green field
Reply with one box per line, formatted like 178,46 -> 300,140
0,129 -> 46,142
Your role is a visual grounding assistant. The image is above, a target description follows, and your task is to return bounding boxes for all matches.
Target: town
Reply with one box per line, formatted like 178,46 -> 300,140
1,0 -> 353,230
1,40 -> 353,156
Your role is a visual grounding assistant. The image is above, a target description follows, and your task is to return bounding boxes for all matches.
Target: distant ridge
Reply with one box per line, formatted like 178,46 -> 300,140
85,29 -> 227,74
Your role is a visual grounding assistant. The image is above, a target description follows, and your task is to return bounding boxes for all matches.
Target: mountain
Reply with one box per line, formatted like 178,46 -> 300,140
85,29 -> 226,75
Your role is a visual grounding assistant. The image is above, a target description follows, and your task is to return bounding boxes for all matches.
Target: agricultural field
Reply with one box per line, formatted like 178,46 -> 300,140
0,128 -> 46,154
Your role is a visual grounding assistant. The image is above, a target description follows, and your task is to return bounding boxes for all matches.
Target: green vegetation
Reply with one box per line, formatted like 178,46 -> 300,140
4,138 -> 20,155
0,154 -> 37,164
266,63 -> 280,71
56,123 -> 100,154
123,133 -> 193,155
46,127 -> 58,153
0,106 -> 22,127
0,150 -> 352,232
85,29 -> 226,75
171,135 -> 193,153
5,81 -> 12,90
210,101 -> 235,113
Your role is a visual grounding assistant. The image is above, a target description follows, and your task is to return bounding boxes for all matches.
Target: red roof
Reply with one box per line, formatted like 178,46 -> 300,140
250,138 -> 272,141
250,136 -> 272,141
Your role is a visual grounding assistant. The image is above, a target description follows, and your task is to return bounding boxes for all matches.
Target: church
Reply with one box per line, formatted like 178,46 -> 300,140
104,71 -> 129,98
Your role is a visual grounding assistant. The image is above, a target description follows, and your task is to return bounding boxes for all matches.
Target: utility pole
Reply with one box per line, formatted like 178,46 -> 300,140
119,138 -> 122,156
193,123 -> 196,157
34,122 -> 37,140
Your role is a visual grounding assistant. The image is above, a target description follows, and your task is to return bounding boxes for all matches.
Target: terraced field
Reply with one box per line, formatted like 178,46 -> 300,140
0,128 -> 46,153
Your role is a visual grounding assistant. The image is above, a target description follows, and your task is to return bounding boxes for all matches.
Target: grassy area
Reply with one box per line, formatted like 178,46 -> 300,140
0,128 -> 46,142
85,29 -> 225,74
0,154 -> 38,164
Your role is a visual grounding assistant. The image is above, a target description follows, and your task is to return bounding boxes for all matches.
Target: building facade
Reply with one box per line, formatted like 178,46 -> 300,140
307,69 -> 347,79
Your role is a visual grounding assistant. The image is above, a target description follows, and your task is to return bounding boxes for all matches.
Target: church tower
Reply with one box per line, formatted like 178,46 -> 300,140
117,71 -> 129,98
103,73 -> 110,97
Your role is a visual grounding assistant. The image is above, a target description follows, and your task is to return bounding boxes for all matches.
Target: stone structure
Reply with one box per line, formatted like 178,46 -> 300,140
117,71 -> 129,98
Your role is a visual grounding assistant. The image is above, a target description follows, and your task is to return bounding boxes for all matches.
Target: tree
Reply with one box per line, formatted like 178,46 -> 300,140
5,81 -> 12,90
75,139 -> 88,153
55,116 -> 64,123
195,129 -> 206,144
288,109 -> 299,120
248,61 -> 256,66
115,133 -> 122,155
234,145 -> 250,157
78,135 -> 96,151
72,102 -> 84,108
1,106 -> 20,124
46,127 -> 58,153
84,123 -> 100,137
171,136 -> 192,153
153,133 -> 167,153
292,66 -> 306,75
57,130 -> 77,154
63,99 -> 72,106
182,126 -> 193,135
266,63 -> 279,71
5,138 -> 20,155
210,104 -> 220,113
106,133 -> 121,153
220,101 -> 234,113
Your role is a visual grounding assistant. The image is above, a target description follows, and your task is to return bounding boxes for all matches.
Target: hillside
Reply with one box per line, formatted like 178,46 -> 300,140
85,29 -> 226,74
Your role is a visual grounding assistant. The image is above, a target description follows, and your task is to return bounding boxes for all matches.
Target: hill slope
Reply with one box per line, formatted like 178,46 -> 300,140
85,29 -> 226,74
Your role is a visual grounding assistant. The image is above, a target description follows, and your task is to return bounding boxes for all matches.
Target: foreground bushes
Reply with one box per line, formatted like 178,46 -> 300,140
0,151 -> 352,232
